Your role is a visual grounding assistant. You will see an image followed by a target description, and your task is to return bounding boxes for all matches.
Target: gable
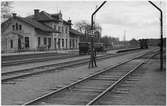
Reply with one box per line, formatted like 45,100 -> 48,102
2,16 -> 57,35
2,18 -> 35,36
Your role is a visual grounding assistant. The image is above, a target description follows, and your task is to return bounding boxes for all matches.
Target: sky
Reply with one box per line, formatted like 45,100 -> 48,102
9,0 -> 166,41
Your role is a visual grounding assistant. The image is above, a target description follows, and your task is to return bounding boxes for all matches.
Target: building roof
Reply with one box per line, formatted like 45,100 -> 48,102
27,11 -> 56,21
20,17 -> 54,32
27,11 -> 71,25
2,10 -> 72,34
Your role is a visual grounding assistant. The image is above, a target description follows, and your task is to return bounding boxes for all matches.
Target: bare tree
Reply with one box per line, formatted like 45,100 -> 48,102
1,1 -> 13,22
74,20 -> 88,33
74,20 -> 102,42
74,20 -> 102,34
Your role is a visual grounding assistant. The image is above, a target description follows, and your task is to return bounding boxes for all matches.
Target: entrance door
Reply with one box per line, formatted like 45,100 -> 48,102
18,38 -> 21,50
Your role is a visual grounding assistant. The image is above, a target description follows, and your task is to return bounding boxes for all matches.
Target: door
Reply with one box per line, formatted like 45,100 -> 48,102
18,38 -> 21,50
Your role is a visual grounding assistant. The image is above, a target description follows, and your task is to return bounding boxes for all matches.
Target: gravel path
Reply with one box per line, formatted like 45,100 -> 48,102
1,49 -> 153,105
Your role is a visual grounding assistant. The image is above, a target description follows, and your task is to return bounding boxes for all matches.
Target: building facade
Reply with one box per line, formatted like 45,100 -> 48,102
1,9 -> 81,53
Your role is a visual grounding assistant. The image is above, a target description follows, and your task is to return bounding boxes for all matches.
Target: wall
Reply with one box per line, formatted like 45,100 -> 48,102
2,18 -> 36,52
44,21 -> 70,49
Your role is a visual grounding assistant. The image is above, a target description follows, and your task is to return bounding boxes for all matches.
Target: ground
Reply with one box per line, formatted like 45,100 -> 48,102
99,54 -> 166,105
121,59 -> 165,105
1,49 -> 165,105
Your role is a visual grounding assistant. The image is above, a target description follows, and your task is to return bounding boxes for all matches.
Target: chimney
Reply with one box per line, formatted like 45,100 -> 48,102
34,9 -> 39,17
12,13 -> 17,18
68,19 -> 72,29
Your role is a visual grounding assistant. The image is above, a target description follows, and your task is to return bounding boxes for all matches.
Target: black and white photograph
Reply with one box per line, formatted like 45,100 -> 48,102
1,0 -> 166,105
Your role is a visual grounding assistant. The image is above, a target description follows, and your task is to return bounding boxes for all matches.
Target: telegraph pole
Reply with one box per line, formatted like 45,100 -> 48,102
148,1 -> 163,70
89,1 -> 107,68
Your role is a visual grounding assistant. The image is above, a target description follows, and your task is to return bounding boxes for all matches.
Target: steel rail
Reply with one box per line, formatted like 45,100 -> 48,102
23,50 -> 158,105
1,54 -> 119,82
2,49 -> 144,82
1,48 -> 147,76
86,52 -> 159,105
2,54 -> 79,66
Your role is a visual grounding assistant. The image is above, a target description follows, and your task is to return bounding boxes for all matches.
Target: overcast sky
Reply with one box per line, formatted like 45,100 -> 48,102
10,0 -> 166,40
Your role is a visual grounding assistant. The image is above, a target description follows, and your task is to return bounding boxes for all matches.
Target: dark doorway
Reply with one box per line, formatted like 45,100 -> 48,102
25,37 -> 29,48
18,38 -> 21,50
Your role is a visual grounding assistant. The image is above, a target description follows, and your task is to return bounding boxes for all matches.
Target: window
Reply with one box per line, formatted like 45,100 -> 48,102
44,37 -> 47,45
25,37 -> 29,48
10,40 -> 13,48
38,37 -> 40,46
58,26 -> 61,32
54,38 -> 57,49
58,38 -> 60,48
54,25 -> 57,30
62,26 -> 64,33
19,25 -> 22,30
73,39 -> 75,48
62,39 -> 64,47
18,38 -> 21,49
66,27 -> 68,33
48,38 -> 51,48
12,25 -> 15,31
66,39 -> 67,48
76,39 -> 77,48
70,39 -> 72,48
16,23 -> 18,31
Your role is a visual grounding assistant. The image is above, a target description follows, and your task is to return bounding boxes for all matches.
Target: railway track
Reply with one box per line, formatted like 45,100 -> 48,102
2,50 -> 140,82
2,49 -> 152,82
22,49 -> 159,105
2,48 -> 142,67
2,54 -> 79,66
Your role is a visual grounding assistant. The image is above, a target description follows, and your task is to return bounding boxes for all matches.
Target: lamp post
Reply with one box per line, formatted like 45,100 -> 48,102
89,1 -> 107,68
148,1 -> 163,70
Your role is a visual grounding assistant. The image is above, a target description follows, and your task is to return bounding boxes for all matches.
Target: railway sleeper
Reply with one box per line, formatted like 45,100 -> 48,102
98,73 -> 126,77
91,77 -> 120,81
71,88 -> 104,93
42,98 -> 90,105
126,79 -> 140,81
72,87 -> 106,91
111,90 -> 129,94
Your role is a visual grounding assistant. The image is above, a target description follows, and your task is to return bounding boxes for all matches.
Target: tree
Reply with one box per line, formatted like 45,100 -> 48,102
74,20 -> 88,33
74,20 -> 102,34
1,1 -> 13,22
100,36 -> 119,49
74,20 -> 102,42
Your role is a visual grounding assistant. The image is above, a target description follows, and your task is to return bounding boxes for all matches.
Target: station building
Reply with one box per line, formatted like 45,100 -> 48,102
1,9 -> 82,53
